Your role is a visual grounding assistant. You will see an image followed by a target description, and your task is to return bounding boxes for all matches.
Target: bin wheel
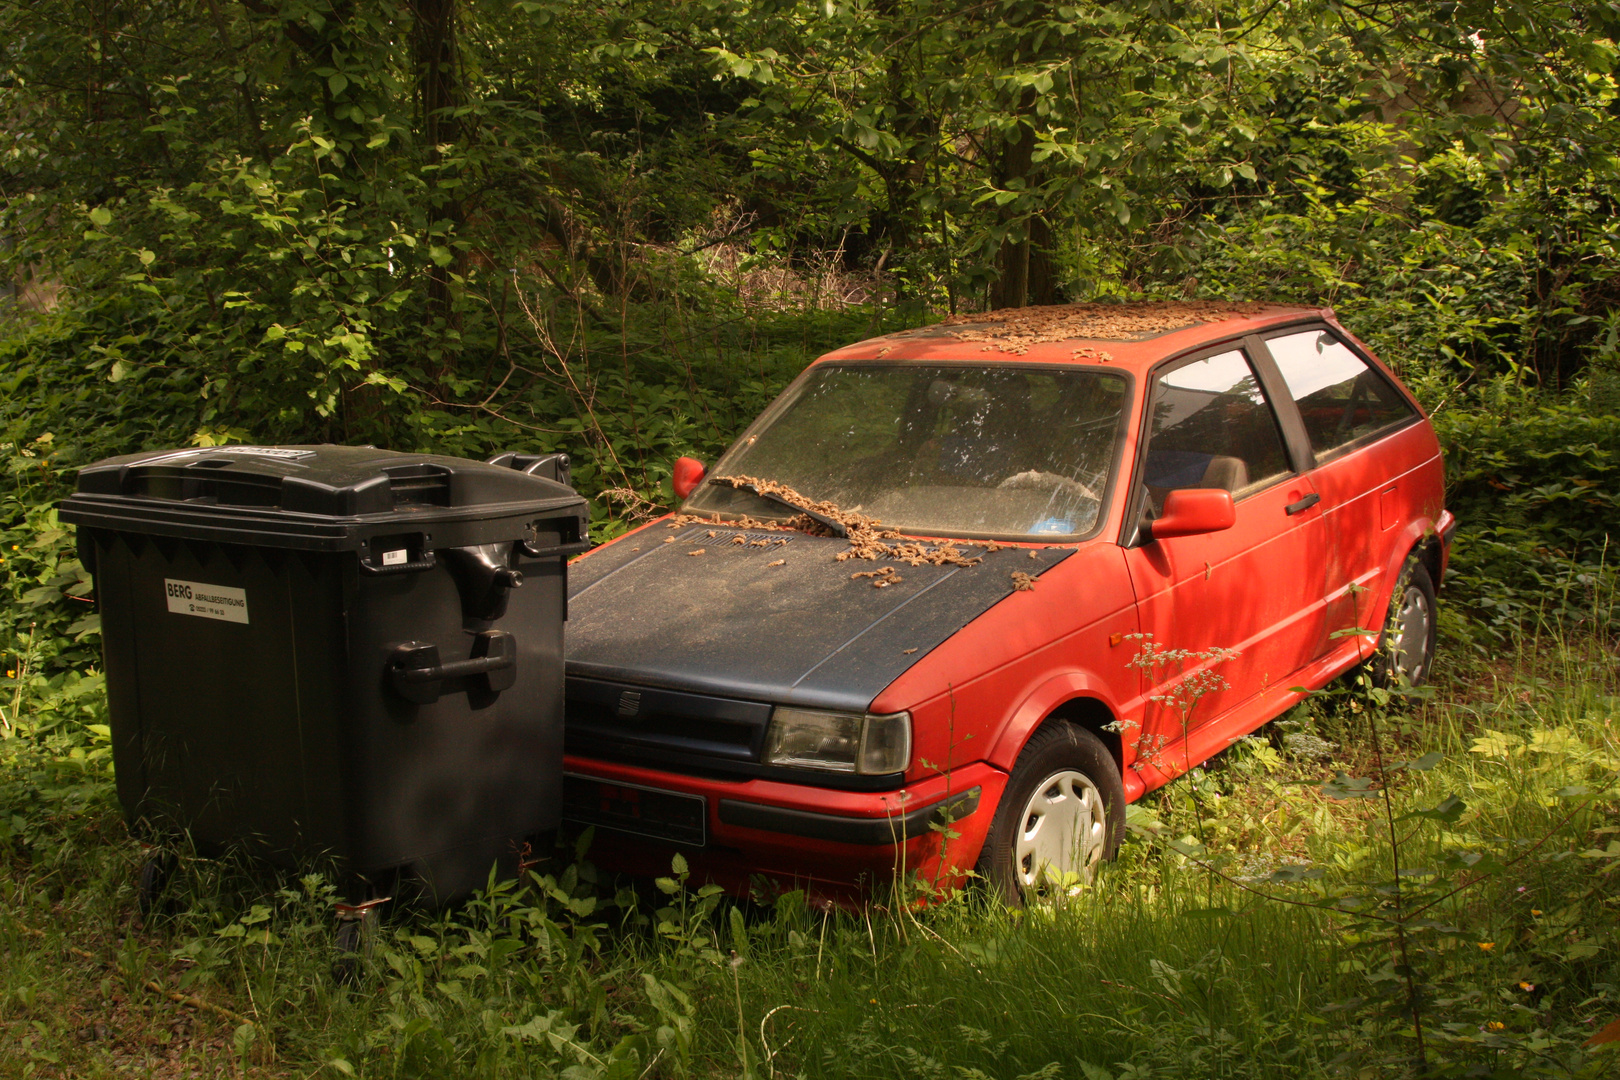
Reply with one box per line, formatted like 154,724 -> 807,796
332,917 -> 366,985
332,897 -> 390,985
136,852 -> 176,917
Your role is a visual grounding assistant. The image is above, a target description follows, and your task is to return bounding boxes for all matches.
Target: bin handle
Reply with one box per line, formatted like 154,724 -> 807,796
388,631 -> 517,704
520,537 -> 592,559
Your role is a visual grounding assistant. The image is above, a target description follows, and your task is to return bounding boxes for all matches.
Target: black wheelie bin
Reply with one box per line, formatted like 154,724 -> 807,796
59,445 -> 588,910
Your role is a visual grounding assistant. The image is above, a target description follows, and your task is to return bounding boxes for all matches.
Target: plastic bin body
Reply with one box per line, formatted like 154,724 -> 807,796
61,445 -> 587,903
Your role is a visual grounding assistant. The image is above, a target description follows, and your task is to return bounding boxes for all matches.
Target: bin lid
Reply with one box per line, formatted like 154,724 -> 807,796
60,445 -> 589,552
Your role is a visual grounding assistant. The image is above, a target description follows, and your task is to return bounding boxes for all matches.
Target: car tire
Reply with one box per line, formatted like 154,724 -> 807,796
1371,556 -> 1438,688
975,722 -> 1125,906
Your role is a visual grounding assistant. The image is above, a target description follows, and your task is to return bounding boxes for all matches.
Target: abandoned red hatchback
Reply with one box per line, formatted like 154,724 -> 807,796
561,302 -> 1454,903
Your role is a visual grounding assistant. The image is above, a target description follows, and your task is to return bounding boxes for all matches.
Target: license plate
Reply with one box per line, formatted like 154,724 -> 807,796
562,773 -> 707,847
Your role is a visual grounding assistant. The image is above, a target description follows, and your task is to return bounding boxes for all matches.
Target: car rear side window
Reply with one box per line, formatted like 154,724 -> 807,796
1143,349 -> 1292,514
1265,330 -> 1417,461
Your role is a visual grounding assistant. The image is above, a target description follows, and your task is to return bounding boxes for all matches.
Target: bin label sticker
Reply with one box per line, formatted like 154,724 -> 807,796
164,579 -> 249,624
382,548 -> 408,566
211,446 -> 316,460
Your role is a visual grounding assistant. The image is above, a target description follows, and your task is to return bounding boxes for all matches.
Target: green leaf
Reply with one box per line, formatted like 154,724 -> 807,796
1125,804 -> 1164,837
88,207 -> 112,226
1395,794 -> 1466,824
1320,773 -> 1380,800
328,72 -> 349,97
1168,837 -> 1207,858
1470,730 -> 1518,757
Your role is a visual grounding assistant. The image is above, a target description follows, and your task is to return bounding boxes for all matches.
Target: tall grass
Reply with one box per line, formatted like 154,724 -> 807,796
2,590 -> 1617,1078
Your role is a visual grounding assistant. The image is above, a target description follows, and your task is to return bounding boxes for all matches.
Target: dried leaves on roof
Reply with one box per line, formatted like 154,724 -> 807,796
709,475 -> 984,568
941,301 -> 1271,353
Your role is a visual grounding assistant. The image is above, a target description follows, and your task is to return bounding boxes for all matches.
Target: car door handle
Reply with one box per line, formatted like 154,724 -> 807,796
1285,492 -> 1321,516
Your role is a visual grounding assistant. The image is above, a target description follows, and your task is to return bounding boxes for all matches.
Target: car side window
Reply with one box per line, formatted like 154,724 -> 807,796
1142,349 -> 1292,515
1265,329 -> 1417,461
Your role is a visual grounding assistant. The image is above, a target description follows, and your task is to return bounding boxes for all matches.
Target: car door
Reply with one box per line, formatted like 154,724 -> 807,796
1122,346 -> 1330,770
1257,327 -> 1423,657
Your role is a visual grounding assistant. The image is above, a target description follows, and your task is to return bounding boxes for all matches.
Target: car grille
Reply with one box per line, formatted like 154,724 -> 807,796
564,676 -> 772,762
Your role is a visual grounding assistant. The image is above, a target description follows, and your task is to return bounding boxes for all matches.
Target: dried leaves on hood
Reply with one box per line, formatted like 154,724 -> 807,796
851,566 -> 903,588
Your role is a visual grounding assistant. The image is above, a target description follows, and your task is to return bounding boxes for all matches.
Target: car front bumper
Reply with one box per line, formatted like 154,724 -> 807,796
560,754 -> 1007,902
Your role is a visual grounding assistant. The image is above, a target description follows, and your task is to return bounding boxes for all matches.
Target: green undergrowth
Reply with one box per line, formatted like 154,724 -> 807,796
2,615 -> 1618,1078
0,298 -> 895,546
2,301 -> 1618,1077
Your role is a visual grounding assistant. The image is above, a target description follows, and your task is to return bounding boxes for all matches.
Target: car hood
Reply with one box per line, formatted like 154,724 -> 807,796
566,522 -> 1073,712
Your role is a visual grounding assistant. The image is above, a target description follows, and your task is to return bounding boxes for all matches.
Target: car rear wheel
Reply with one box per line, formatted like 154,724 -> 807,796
1372,557 -> 1438,687
976,722 -> 1124,905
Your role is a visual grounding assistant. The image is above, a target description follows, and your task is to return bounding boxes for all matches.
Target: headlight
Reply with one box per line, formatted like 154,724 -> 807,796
763,707 -> 912,775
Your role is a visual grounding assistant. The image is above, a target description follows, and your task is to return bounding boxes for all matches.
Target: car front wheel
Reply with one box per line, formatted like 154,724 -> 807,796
976,722 -> 1125,905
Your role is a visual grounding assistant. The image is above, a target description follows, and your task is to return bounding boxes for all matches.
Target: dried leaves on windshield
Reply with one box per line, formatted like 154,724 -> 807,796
709,475 -> 984,568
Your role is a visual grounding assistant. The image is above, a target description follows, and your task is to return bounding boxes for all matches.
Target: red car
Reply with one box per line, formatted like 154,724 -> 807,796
561,302 -> 1453,904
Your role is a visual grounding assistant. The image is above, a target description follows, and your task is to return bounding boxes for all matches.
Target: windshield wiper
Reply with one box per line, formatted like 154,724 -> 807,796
731,481 -> 848,537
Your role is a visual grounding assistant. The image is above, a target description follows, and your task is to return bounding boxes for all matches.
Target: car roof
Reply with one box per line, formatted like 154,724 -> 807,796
813,301 -> 1334,375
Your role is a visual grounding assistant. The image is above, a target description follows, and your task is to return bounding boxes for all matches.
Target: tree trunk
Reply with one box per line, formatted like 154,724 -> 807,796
990,31 -> 1065,309
992,91 -> 1037,310
412,0 -> 464,375
1026,211 -> 1061,306
414,0 -> 460,153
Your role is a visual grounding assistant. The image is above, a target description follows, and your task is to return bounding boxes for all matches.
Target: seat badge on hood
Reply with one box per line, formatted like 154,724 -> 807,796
617,690 -> 642,718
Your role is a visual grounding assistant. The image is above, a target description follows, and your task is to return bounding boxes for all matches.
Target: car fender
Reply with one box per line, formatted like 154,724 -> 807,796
985,670 -> 1126,775
568,512 -> 674,565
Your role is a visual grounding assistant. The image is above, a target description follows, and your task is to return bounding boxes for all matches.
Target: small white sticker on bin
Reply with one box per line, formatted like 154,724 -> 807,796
164,579 -> 249,624
382,549 -> 408,566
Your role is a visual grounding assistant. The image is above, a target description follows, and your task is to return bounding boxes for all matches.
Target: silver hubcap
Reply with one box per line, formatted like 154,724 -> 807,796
1388,584 -> 1433,683
1014,770 -> 1107,891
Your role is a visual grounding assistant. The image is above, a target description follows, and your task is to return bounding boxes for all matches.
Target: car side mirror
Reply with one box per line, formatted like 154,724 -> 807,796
672,456 -> 707,500
1146,488 -> 1235,541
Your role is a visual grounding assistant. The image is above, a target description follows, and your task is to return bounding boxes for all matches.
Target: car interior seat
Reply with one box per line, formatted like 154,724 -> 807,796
1199,454 -> 1248,493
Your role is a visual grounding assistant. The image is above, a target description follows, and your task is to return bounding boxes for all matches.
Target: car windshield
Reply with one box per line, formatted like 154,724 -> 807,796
685,363 -> 1130,539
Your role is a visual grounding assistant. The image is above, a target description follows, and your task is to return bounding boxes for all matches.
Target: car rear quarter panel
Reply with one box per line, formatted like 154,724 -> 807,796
1314,421 -> 1446,649
872,542 -> 1140,783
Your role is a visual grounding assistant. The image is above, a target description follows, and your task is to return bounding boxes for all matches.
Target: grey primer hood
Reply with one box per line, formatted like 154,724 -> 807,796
566,524 -> 1073,713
